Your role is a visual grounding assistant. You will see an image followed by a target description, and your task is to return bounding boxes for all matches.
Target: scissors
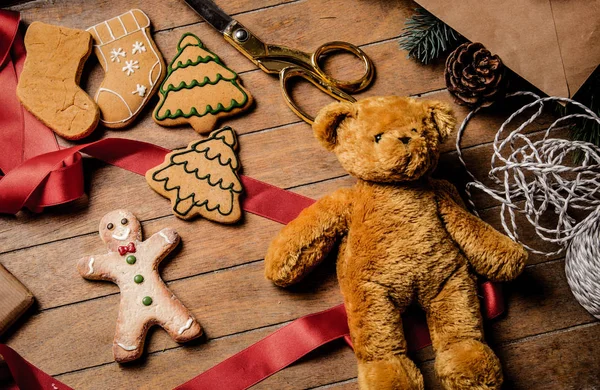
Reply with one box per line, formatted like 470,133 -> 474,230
183,0 -> 375,124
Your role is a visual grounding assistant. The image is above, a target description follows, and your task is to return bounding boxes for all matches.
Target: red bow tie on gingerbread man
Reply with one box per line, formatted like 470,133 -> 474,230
117,242 -> 136,256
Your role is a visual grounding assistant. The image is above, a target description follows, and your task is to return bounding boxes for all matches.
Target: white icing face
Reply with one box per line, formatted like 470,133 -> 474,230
112,226 -> 131,241
99,209 -> 142,251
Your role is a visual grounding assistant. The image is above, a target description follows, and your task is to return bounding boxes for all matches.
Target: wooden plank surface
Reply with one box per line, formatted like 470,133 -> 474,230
1,0 -> 599,389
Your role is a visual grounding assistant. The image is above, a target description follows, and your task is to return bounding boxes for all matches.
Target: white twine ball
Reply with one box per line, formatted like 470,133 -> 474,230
566,218 -> 600,318
456,91 -> 600,319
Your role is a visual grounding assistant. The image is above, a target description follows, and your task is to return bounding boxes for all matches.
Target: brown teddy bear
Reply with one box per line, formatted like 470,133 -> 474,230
264,96 -> 527,389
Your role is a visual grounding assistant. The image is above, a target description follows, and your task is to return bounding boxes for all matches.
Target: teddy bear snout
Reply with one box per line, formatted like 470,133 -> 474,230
398,136 -> 412,145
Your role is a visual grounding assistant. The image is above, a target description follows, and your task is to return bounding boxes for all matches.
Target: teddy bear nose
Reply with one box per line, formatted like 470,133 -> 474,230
398,136 -> 411,145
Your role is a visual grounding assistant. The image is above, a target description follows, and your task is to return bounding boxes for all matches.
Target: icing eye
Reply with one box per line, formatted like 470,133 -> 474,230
121,218 -> 128,225
411,128 -> 418,133
107,223 -> 114,230
374,133 -> 383,143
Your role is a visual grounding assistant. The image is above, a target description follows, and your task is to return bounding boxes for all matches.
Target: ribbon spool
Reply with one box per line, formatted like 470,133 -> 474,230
456,91 -> 600,319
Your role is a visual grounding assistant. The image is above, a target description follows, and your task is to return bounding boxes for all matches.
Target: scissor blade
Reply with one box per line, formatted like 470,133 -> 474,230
184,0 -> 233,33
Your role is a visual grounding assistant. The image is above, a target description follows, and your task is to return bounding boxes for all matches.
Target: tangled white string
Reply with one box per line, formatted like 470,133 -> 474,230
456,91 -> 600,319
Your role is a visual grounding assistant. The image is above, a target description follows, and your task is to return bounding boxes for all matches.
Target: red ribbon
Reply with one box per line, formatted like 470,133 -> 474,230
0,345 -> 73,390
0,10 -> 505,389
175,305 -> 350,390
0,11 -> 59,177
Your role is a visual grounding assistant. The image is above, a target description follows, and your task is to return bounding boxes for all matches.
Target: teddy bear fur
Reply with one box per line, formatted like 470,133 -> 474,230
264,96 -> 528,390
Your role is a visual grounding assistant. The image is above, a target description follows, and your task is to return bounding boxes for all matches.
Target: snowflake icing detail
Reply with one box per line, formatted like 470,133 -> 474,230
122,60 -> 140,76
110,48 -> 126,63
132,41 -> 147,55
132,84 -> 147,97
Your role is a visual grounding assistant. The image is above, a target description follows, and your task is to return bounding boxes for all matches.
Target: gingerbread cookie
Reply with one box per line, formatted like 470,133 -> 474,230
17,22 -> 100,140
87,9 -> 166,128
76,210 -> 202,363
146,127 -> 243,222
153,33 -> 253,134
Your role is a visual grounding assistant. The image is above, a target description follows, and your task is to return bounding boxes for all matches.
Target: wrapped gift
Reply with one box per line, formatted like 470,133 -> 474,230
0,264 -> 34,336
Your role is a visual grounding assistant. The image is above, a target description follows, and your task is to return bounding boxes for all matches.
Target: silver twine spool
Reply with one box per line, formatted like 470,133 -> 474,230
456,91 -> 600,319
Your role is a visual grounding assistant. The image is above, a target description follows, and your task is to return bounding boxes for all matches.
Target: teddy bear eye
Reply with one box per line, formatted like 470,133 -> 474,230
411,128 -> 418,133
374,133 -> 383,143
121,218 -> 128,225
107,223 -> 114,230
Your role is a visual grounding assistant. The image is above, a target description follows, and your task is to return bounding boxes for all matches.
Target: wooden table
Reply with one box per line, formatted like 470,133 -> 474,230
1,0 -> 599,388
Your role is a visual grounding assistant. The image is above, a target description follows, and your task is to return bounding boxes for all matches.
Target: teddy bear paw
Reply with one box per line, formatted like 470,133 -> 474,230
358,355 -> 424,390
434,339 -> 503,390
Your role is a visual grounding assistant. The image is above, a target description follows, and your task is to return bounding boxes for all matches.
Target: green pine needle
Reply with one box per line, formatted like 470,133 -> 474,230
553,69 -> 600,162
399,8 -> 463,64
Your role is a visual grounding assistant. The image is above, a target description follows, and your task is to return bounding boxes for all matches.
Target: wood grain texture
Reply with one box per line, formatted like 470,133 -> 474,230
1,0 -> 598,388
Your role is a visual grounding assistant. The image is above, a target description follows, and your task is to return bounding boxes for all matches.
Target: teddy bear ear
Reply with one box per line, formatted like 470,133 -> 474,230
426,101 -> 456,143
312,101 -> 355,151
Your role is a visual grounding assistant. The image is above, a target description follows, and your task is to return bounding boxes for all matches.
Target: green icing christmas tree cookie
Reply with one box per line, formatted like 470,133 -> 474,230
145,127 -> 244,222
153,33 -> 253,134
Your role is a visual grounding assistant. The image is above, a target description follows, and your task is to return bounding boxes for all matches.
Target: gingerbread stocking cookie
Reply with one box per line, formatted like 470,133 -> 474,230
17,22 -> 100,140
87,10 -> 166,128
76,210 -> 202,363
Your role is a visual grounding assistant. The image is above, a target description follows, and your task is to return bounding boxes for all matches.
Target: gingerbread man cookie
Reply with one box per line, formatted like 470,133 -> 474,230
76,210 -> 202,363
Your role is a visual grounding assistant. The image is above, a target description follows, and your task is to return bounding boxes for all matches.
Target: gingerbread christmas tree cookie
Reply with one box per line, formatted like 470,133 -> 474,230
146,127 -> 243,222
153,33 -> 253,134
87,9 -> 166,128
76,210 -> 202,363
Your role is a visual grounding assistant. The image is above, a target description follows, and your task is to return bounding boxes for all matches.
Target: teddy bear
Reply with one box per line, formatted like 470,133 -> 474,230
264,96 -> 527,390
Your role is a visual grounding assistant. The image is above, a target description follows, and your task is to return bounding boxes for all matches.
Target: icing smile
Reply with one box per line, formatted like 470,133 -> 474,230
112,227 -> 131,241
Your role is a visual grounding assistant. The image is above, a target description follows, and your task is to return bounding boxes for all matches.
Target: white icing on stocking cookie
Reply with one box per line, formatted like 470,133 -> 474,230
132,41 -> 146,54
132,84 -> 147,97
86,9 -> 165,128
110,48 -> 126,63
76,209 -> 202,363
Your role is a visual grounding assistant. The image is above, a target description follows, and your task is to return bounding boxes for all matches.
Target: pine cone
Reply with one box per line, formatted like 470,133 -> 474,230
445,42 -> 506,108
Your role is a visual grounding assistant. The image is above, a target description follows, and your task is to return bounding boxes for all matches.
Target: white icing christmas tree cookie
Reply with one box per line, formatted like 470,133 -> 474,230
87,9 -> 166,128
76,209 -> 202,363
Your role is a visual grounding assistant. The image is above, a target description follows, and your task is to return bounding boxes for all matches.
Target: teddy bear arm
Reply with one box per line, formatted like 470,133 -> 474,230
429,178 -> 467,209
77,252 -> 115,281
265,189 -> 352,287
437,195 -> 527,282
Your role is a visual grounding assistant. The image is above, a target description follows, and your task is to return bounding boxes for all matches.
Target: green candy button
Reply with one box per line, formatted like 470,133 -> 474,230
142,296 -> 153,306
126,255 -> 136,265
134,275 -> 144,284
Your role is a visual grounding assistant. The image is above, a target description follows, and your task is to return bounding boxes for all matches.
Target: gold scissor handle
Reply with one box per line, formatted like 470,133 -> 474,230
309,41 -> 374,94
280,66 -> 356,125
223,20 -> 375,124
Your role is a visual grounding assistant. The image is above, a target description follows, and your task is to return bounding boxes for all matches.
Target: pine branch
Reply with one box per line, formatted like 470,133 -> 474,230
570,71 -> 600,147
553,69 -> 600,161
398,8 -> 464,64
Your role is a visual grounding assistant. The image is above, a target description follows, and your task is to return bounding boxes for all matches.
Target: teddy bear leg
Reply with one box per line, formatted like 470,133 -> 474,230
345,283 -> 424,390
425,267 -> 503,390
